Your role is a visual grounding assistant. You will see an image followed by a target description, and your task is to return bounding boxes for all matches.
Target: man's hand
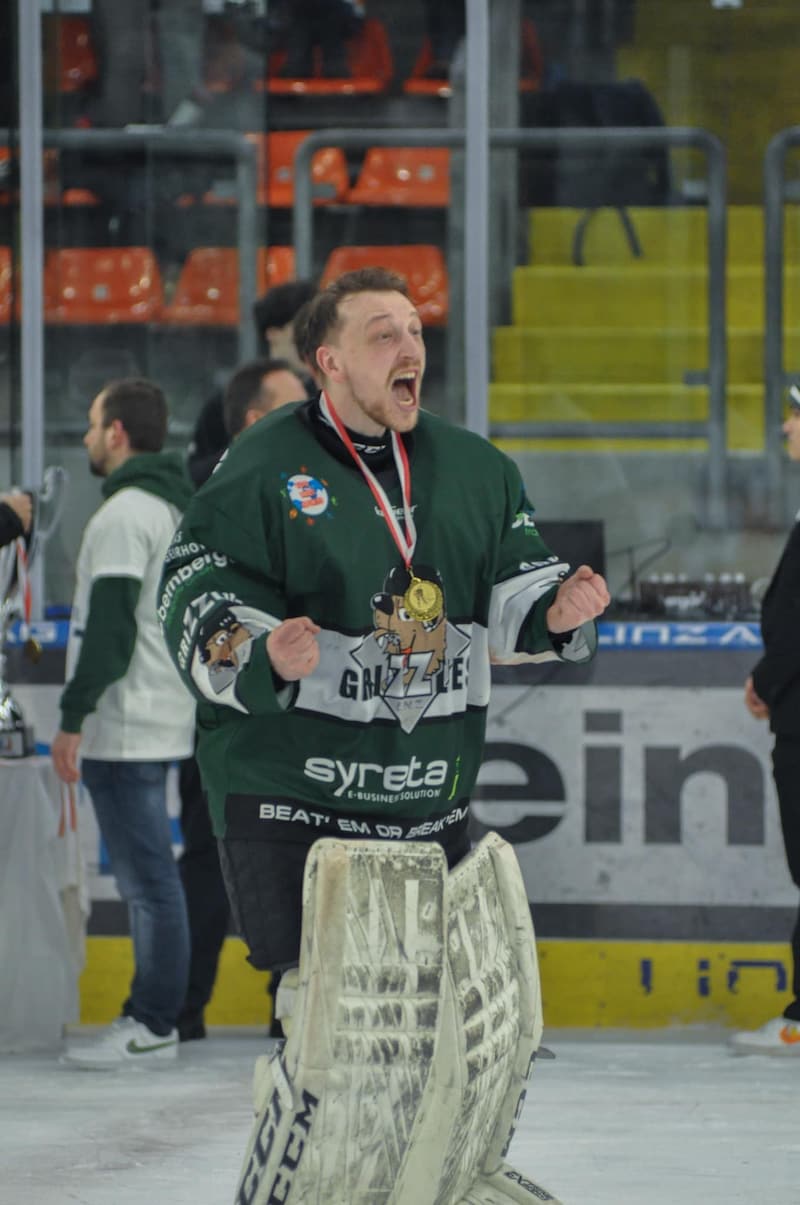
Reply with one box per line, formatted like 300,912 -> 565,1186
1,491 -> 32,533
267,616 -> 321,681
52,730 -> 82,784
546,564 -> 610,633
744,675 -> 769,720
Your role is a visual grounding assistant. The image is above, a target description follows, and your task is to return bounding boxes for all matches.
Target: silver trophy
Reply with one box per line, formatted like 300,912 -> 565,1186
0,467 -> 68,757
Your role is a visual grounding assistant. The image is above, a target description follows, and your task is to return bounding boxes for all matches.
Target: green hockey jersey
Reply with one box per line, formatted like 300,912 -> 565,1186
158,401 -> 596,843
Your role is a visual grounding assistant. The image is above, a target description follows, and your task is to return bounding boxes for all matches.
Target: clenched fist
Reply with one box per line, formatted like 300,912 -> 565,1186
744,674 -> 769,720
1,491 -> 32,534
267,616 -> 321,681
546,564 -> 610,633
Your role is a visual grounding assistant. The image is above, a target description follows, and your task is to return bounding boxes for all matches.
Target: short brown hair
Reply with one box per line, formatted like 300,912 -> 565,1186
223,357 -> 294,439
252,279 -> 316,341
100,378 -> 168,452
303,267 -> 409,376
291,297 -> 316,375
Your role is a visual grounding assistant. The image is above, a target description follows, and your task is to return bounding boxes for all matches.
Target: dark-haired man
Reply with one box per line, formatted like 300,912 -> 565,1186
186,282 -> 316,488
290,296 -> 323,390
176,356 -> 304,1043
159,268 -> 608,1199
53,378 -> 195,1069
222,358 -> 307,444
733,385 -> 800,1055
162,264 -> 608,968
252,280 -> 317,375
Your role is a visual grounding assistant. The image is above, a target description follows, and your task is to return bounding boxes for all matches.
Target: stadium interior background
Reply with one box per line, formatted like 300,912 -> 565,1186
3,0 -> 800,616
6,0 -> 800,1037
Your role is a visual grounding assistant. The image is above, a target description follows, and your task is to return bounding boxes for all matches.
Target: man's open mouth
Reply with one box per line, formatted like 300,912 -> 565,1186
390,372 -> 418,404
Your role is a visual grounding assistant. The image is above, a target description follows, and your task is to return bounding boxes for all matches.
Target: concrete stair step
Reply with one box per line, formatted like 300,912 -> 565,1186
629,0 -> 798,48
489,383 -> 763,452
526,206 -> 800,267
492,326 -> 800,385
511,265 -> 800,328
626,0 -> 795,45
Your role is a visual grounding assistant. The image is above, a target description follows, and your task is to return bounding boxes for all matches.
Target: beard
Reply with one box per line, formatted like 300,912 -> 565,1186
352,387 -> 420,435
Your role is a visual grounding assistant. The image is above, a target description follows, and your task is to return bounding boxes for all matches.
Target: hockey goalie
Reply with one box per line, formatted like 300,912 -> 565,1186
234,832 -> 562,1205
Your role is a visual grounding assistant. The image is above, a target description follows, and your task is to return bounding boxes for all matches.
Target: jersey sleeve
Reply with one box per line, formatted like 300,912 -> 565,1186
158,487 -> 296,717
488,458 -> 597,665
59,577 -> 141,732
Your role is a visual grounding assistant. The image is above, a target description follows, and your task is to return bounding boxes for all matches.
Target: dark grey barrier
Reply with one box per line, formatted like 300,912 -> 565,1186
764,126 -> 800,527
293,126 -> 728,528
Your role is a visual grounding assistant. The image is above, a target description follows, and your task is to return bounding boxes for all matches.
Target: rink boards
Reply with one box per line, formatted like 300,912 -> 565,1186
8,621 -> 797,1029
79,936 -> 796,1030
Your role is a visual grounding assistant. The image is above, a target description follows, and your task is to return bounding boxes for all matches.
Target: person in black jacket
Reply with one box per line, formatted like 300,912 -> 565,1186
271,0 -> 364,79
0,491 -> 32,546
731,386 -> 800,1054
186,280 -> 316,489
177,357 -> 306,1042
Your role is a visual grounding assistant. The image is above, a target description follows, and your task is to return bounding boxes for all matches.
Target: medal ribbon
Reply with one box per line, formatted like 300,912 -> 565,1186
319,391 -> 417,570
15,536 -> 31,629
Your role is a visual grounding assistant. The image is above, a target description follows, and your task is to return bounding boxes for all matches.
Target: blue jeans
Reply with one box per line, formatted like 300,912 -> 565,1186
82,759 -> 190,1035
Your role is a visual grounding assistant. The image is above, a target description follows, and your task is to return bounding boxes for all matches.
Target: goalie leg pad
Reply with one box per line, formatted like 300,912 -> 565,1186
459,1163 -> 563,1204
234,838 -> 449,1205
425,832 -> 545,1205
273,966 -> 298,1038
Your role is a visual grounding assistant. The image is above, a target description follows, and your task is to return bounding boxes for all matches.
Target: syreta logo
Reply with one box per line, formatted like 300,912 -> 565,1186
304,755 -> 449,798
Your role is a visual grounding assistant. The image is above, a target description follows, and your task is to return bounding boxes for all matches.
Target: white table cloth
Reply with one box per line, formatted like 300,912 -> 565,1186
0,756 -> 88,1052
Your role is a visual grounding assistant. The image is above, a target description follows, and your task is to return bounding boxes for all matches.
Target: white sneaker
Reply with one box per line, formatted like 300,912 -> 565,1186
729,1016 -> 800,1055
61,1017 -> 178,1070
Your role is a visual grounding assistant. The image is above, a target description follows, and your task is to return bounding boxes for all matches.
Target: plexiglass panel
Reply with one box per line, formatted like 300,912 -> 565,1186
13,0 -> 800,615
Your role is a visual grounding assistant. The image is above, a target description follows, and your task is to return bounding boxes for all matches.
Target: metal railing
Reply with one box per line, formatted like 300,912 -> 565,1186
293,126 -> 728,528
764,126 -> 800,527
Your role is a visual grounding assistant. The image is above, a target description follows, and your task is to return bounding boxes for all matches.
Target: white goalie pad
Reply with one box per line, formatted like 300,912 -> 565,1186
234,833 -> 555,1205
234,838 -> 449,1205
459,1163 -> 563,1204
423,832 -> 545,1205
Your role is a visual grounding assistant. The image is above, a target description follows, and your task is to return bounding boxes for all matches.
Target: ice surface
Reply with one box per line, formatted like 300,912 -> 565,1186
1,1029 -> 797,1204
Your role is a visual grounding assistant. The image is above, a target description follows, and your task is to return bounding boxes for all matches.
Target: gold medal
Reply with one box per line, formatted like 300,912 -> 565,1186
404,575 -> 443,622
23,636 -> 42,664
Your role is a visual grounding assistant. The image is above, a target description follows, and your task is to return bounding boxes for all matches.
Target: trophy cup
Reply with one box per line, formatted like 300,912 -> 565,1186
0,467 -> 68,757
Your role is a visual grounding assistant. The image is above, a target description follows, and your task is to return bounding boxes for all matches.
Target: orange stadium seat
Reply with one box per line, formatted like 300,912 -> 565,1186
402,38 -> 452,99
261,245 -> 296,290
253,131 -> 349,207
164,248 -> 240,326
520,18 -> 545,92
348,17 -> 394,83
60,188 -> 102,207
0,247 -> 13,324
347,148 -> 450,207
0,148 -> 11,206
261,18 -> 393,96
200,133 -> 348,208
163,246 -> 296,326
52,16 -> 99,94
320,245 -> 449,327
0,147 -> 97,207
44,248 -> 163,324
